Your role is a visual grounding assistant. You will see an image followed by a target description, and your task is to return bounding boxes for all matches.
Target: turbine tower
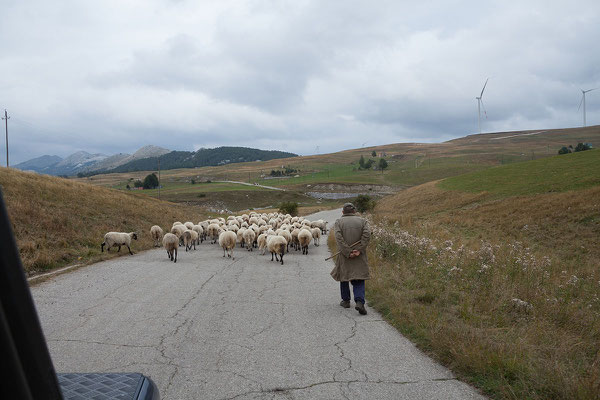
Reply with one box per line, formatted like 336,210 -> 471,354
476,78 -> 489,134
578,88 -> 597,127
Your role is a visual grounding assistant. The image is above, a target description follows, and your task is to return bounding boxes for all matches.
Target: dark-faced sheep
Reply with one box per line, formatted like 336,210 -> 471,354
101,232 -> 138,255
267,235 -> 287,265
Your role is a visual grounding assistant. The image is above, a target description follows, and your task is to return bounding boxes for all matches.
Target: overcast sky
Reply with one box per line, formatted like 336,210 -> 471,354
2,0 -> 599,164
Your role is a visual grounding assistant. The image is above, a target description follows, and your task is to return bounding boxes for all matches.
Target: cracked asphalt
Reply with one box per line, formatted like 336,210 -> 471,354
31,209 -> 485,399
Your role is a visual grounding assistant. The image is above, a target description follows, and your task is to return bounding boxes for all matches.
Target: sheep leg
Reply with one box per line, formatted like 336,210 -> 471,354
280,252 -> 284,265
101,242 -> 105,252
275,253 -> 279,262
117,245 -> 122,252
223,247 -> 226,257
271,252 -> 275,261
127,245 -> 133,255
173,248 -> 177,263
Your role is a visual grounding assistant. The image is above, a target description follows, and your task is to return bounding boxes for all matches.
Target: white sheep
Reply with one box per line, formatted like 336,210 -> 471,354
184,221 -> 195,230
219,231 -> 237,259
276,229 -> 292,253
171,224 -> 187,246
207,223 -> 222,244
243,228 -> 256,252
311,227 -> 321,246
101,232 -> 138,255
311,219 -> 328,234
298,228 -> 313,255
257,233 -> 269,255
267,235 -> 287,265
162,232 -> 178,262
150,225 -> 164,247
192,225 -> 204,244
291,228 -> 301,251
237,227 -> 247,248
182,230 -> 195,251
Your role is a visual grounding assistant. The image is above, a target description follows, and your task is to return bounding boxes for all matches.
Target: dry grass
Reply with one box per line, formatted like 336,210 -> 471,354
0,167 -> 207,275
363,167 -> 600,398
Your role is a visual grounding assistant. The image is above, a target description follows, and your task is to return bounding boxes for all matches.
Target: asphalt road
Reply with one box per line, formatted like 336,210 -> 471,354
31,209 -> 485,399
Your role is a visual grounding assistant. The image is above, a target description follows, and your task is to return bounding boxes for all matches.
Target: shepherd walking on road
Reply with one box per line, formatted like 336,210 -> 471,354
330,202 -> 371,315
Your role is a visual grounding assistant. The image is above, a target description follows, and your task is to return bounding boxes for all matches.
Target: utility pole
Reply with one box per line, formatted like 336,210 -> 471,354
157,158 -> 161,200
2,110 -> 9,167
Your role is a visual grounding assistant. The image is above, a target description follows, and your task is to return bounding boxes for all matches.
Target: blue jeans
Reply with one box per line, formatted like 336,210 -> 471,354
340,280 -> 365,304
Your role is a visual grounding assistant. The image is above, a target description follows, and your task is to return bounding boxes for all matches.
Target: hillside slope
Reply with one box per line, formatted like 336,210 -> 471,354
83,125 -> 600,194
366,149 -> 600,399
101,146 -> 298,174
0,167 -> 207,275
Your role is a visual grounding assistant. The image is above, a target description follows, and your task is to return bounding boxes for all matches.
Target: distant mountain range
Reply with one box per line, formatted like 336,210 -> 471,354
14,145 -> 297,176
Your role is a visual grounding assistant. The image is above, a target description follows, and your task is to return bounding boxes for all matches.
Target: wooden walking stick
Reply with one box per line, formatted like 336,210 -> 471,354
325,241 -> 361,261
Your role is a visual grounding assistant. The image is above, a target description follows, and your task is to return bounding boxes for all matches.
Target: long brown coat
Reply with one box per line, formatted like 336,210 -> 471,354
330,214 -> 371,282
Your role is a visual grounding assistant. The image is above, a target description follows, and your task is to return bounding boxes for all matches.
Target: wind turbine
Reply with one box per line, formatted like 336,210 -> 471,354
476,78 -> 489,134
578,88 -> 597,127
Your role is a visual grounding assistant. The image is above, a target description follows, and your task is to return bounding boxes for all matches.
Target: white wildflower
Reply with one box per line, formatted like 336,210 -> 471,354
511,298 -> 533,310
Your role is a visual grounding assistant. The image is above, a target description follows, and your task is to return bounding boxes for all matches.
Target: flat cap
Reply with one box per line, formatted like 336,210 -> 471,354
342,202 -> 356,214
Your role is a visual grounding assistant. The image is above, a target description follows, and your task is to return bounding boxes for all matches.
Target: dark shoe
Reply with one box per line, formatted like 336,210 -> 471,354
355,302 -> 367,315
340,300 -> 350,308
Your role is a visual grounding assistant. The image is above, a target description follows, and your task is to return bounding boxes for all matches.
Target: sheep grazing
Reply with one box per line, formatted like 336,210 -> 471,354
162,233 -> 178,262
311,227 -> 321,246
267,235 -> 287,265
219,231 -> 237,259
101,232 -> 138,255
298,229 -> 313,255
150,225 -> 164,247
243,228 -> 256,252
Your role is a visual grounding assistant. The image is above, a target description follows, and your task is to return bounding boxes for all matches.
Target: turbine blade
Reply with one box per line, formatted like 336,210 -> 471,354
578,95 -> 584,111
480,78 -> 489,98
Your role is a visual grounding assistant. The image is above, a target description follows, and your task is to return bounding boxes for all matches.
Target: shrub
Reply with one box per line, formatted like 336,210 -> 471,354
279,201 -> 299,216
133,180 -> 143,188
372,150 -> 377,157
142,173 -> 159,189
574,142 -> 592,152
558,146 -> 571,155
355,194 -> 375,213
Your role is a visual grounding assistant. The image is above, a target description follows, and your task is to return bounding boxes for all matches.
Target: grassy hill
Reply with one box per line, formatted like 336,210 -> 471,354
363,149 -> 600,399
0,167 -> 208,276
78,125 -> 600,211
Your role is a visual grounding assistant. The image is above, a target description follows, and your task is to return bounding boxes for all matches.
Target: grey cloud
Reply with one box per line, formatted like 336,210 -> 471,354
2,0 -> 600,165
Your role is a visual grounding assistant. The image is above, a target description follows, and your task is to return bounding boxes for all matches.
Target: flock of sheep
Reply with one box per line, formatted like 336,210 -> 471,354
101,212 -> 328,265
